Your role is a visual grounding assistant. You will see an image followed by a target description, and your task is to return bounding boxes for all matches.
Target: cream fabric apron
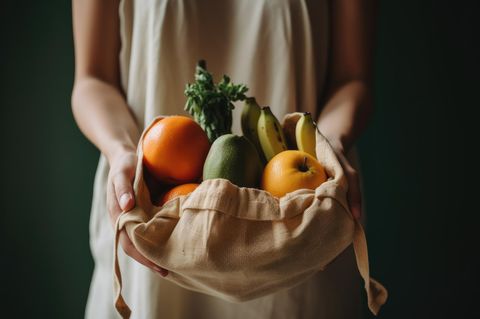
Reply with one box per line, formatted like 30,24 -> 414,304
85,0 -> 364,318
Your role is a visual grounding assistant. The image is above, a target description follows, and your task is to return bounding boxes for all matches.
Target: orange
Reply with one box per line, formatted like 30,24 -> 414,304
160,183 -> 200,205
261,150 -> 327,198
142,116 -> 210,184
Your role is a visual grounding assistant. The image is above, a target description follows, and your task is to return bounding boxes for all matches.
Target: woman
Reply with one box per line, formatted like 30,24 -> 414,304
72,0 -> 374,318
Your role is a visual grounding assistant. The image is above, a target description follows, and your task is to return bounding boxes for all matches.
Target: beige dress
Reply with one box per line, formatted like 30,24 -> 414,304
85,0 -> 363,318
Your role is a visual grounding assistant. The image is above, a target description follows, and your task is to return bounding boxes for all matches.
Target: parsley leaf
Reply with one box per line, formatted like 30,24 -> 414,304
185,60 -> 248,142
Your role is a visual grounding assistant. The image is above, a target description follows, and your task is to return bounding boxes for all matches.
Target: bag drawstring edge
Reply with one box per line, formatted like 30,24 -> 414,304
352,218 -> 388,315
113,213 -> 132,319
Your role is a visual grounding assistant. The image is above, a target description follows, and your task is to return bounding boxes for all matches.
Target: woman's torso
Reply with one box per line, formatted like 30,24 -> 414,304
119,0 -> 330,131
86,1 -> 363,318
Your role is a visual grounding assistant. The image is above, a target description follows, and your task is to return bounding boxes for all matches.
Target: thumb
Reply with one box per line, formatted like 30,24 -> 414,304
113,172 -> 135,212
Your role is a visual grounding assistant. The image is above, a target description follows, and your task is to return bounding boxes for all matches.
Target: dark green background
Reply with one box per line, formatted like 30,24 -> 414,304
1,1 -> 478,318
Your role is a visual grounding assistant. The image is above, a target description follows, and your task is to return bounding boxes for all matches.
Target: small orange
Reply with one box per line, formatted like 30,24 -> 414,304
142,116 -> 210,184
261,150 -> 327,198
160,183 -> 200,205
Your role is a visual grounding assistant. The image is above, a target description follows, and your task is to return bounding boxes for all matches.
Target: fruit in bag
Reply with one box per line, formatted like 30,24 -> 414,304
142,116 -> 210,184
160,183 -> 200,205
203,134 -> 263,188
261,150 -> 327,198
295,112 -> 317,159
257,106 -> 288,161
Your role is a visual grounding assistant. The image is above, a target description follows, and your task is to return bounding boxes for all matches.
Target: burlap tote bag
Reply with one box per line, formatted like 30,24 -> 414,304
113,113 -> 388,318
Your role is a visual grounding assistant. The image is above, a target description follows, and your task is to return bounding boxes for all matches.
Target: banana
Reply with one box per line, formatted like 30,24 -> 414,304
241,97 -> 265,162
295,112 -> 317,158
257,106 -> 288,161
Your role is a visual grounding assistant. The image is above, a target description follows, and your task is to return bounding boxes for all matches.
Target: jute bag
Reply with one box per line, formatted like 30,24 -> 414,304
113,113 -> 388,318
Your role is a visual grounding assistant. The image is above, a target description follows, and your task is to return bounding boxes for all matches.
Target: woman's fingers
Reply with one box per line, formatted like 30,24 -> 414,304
112,153 -> 137,212
113,171 -> 135,211
344,165 -> 362,219
106,151 -> 167,276
335,151 -> 362,220
109,173 -> 169,276
107,152 -> 137,228
119,230 -> 169,277
107,177 -> 122,225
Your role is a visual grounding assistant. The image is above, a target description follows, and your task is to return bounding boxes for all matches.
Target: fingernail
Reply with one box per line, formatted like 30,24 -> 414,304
119,193 -> 132,210
154,266 -> 168,277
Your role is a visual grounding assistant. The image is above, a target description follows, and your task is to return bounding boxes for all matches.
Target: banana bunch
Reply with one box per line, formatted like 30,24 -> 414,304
241,100 -> 317,162
241,99 -> 287,162
241,98 -> 266,162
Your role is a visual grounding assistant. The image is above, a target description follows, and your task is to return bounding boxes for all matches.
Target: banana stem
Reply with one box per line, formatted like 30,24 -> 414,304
245,97 -> 257,104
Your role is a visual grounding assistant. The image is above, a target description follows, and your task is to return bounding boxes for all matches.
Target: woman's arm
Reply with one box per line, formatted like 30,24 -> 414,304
317,0 -> 375,219
72,0 -> 138,166
71,0 -> 166,275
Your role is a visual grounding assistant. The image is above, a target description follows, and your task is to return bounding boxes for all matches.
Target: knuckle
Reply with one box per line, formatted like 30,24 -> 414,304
112,170 -> 126,181
117,155 -> 137,171
109,160 -> 136,184
118,164 -> 134,175
112,173 -> 131,191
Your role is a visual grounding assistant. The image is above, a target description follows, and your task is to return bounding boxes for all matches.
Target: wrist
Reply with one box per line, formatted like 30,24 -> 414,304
106,141 -> 137,165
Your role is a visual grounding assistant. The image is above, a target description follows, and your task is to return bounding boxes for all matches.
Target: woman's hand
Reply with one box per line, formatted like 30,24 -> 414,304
107,147 -> 168,276
72,0 -> 168,276
328,140 -> 362,220
314,0 -> 374,220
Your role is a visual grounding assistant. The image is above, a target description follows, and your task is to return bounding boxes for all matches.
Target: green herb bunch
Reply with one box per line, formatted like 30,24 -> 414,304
185,60 -> 248,142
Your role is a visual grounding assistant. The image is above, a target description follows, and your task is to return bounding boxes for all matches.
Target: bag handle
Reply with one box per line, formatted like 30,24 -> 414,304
114,213 -> 132,319
112,115 -> 166,318
352,218 -> 388,315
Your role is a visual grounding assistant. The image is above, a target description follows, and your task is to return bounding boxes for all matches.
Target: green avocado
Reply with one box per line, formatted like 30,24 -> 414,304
203,134 -> 264,188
